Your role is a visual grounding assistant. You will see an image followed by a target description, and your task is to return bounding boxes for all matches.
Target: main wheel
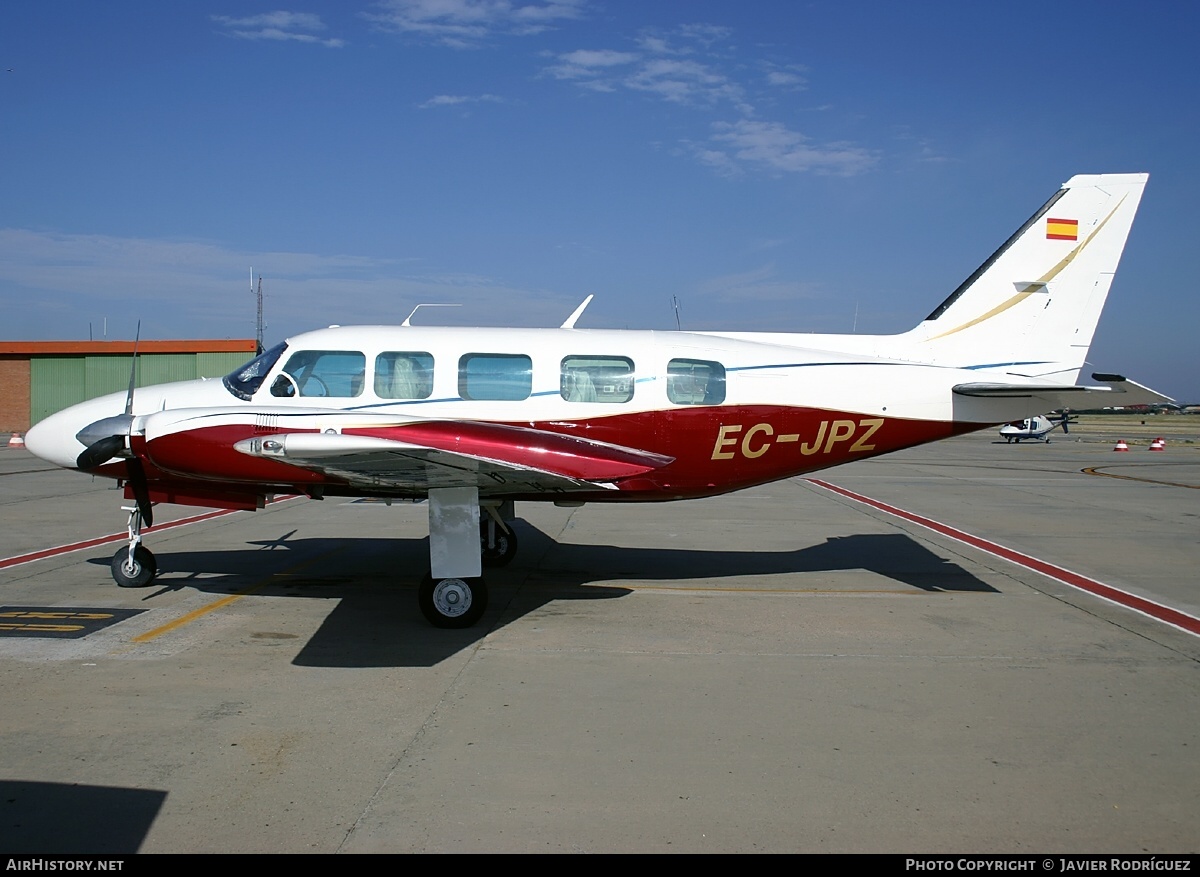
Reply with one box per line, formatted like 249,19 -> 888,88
419,574 -> 488,628
480,521 -> 518,567
111,545 -> 157,588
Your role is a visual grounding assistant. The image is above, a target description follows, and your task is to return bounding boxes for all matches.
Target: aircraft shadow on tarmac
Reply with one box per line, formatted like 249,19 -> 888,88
87,523 -> 993,668
0,779 -> 165,854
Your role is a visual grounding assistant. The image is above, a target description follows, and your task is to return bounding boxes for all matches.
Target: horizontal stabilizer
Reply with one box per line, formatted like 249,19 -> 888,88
953,375 -> 1172,408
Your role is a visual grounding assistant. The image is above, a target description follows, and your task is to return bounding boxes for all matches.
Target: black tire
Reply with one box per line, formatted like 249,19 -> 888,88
480,521 -> 518,567
419,574 -> 488,629
111,546 -> 157,588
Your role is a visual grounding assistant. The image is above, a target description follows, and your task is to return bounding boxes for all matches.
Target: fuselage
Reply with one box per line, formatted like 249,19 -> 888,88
26,324 -> 1031,511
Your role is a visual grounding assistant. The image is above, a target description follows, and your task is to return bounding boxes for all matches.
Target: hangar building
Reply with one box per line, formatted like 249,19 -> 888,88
0,340 -> 258,434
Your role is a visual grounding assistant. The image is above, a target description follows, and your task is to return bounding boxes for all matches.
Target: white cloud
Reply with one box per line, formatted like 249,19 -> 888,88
212,11 -> 346,47
365,0 -> 586,47
677,23 -> 733,47
624,57 -> 744,108
762,64 -> 808,90
542,25 -> 871,178
544,35 -> 749,112
549,48 -> 639,74
634,35 -> 674,56
705,120 -> 876,176
418,93 -> 506,108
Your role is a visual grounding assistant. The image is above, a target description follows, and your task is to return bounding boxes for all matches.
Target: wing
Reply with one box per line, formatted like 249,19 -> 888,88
233,420 -> 674,496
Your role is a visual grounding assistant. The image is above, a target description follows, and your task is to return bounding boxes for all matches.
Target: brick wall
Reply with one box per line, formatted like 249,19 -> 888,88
0,356 -> 31,434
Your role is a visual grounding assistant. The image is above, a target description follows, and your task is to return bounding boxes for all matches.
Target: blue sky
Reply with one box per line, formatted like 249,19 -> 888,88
3,1 -> 1198,401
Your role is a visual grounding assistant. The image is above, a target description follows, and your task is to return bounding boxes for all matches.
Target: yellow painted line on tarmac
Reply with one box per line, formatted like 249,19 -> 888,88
131,546 -> 347,644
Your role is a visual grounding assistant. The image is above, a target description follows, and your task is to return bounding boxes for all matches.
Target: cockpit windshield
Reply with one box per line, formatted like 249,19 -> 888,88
222,342 -> 288,401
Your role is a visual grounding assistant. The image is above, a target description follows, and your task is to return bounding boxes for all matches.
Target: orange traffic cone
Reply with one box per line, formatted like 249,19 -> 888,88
1149,437 -> 1165,451
6,433 -> 24,448
1113,439 -> 1129,452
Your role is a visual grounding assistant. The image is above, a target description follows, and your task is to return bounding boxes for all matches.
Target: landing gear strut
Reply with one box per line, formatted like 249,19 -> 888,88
111,504 -> 157,588
480,505 -> 518,567
420,490 -> 518,628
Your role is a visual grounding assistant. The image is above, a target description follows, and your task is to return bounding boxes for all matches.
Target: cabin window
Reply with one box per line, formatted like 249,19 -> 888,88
375,352 -> 434,400
270,350 -> 366,398
667,358 -> 726,405
560,356 -> 634,403
459,353 -> 532,401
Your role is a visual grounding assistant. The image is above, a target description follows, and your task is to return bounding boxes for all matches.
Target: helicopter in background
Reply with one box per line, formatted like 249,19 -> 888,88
999,411 -> 1078,443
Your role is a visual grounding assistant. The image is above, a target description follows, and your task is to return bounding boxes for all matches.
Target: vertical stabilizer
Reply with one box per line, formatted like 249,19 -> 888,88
905,173 -> 1148,383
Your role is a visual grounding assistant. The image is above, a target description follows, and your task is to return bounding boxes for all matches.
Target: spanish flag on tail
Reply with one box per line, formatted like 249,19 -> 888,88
1046,217 -> 1078,240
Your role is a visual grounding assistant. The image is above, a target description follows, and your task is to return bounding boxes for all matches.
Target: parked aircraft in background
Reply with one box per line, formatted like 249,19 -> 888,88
25,173 -> 1168,628
999,412 -> 1077,443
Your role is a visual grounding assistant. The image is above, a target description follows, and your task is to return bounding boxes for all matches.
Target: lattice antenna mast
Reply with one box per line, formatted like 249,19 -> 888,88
256,276 -> 264,354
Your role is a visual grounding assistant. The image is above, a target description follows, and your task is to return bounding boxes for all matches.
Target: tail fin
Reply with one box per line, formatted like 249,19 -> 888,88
904,173 -> 1148,383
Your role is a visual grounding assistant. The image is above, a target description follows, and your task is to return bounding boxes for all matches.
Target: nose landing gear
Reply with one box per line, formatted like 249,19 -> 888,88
111,504 -> 157,588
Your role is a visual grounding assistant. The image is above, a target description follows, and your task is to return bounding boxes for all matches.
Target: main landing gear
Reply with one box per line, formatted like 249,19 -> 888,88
111,504 -> 157,588
419,490 -> 517,629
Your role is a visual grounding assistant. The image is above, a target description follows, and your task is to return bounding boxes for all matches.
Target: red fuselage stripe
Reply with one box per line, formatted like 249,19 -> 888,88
142,407 -> 977,500
808,478 -> 1200,637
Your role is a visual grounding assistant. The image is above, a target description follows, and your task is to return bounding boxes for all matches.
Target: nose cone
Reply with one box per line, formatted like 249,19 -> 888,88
25,408 -> 90,469
26,392 -> 129,470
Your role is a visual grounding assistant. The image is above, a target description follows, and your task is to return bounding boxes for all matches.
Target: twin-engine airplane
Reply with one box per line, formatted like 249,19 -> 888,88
26,173 -> 1168,628
999,412 -> 1077,443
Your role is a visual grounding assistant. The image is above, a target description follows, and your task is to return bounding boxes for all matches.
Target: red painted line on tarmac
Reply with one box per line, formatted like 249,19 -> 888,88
808,478 -> 1200,638
0,509 -> 238,570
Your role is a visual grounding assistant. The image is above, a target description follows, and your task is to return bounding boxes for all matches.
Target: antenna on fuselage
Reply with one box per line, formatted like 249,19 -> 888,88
402,303 -> 461,327
560,295 -> 593,329
672,295 -> 682,331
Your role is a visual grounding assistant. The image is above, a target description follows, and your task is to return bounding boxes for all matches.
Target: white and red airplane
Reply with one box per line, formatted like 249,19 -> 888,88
25,173 -> 1168,628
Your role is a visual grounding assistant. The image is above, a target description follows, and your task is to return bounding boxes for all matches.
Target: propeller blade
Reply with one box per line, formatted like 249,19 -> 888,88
76,434 -> 126,470
125,321 -> 141,416
75,324 -> 152,519
126,455 -> 154,528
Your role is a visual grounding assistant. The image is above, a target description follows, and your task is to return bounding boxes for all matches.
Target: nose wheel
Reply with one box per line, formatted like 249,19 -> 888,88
110,504 -> 157,588
112,544 -> 157,588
